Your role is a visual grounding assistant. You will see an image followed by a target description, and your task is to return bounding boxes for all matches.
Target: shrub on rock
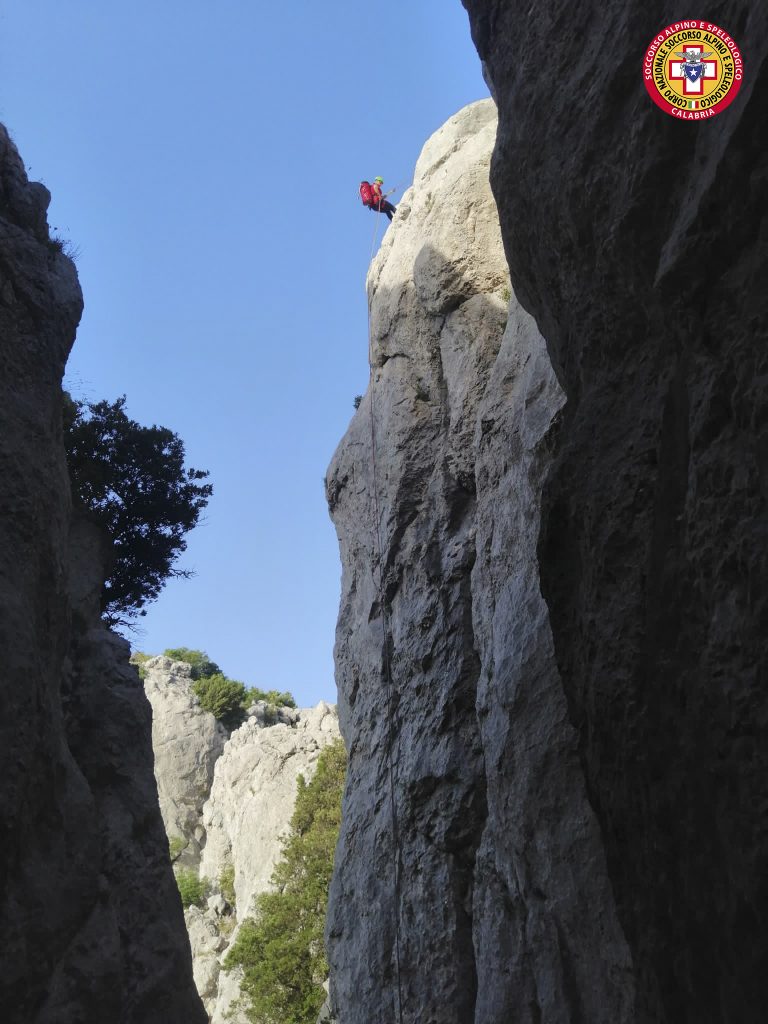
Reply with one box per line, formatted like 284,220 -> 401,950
224,739 -> 346,1024
176,868 -> 209,909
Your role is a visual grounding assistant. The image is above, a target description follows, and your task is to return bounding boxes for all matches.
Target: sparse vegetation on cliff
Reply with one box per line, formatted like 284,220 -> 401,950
137,647 -> 297,727
224,739 -> 346,1024
163,647 -> 221,679
220,863 -> 236,908
175,868 -> 209,909
192,673 -> 249,727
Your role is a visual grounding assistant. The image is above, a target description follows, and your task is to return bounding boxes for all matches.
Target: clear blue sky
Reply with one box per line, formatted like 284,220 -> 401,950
0,1 -> 487,706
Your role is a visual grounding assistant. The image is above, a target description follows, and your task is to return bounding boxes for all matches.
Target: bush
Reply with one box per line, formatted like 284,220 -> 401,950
158,648 -> 297,727
130,650 -> 152,679
176,868 -> 209,909
220,864 -> 236,907
168,835 -> 187,862
193,673 -> 248,726
64,394 -> 212,625
224,740 -> 347,1024
164,647 -> 221,679
47,235 -> 81,260
246,687 -> 297,709
353,395 -> 362,409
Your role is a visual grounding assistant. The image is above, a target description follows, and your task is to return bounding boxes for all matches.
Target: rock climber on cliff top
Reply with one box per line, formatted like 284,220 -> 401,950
360,177 -> 397,221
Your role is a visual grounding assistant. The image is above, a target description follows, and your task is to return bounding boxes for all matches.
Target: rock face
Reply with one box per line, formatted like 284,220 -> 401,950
200,701 -> 340,921
143,657 -> 227,865
0,125 -> 205,1022
460,4 -> 768,1022
145,677 -> 341,1022
199,703 -> 340,1023
326,99 -> 633,1023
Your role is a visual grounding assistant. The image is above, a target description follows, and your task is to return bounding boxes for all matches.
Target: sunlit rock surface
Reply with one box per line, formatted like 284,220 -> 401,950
325,99 -> 633,1023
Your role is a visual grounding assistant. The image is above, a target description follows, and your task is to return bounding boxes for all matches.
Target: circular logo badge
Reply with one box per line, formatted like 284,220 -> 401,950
643,21 -> 743,119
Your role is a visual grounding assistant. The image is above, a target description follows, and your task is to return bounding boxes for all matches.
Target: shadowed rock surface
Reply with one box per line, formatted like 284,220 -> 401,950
460,3 -> 768,1022
326,100 -> 634,1023
0,124 -> 205,1024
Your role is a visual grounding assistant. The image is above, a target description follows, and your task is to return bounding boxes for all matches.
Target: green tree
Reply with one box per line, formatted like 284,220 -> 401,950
64,395 -> 212,625
164,647 -> 221,679
193,673 -> 248,727
224,740 -> 346,1024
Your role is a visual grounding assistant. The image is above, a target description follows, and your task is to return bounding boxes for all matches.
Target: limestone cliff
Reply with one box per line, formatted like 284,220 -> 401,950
143,657 -> 227,867
328,7 -> 768,1022
327,99 -> 632,1022
0,125 -> 205,1023
144,659 -> 340,1022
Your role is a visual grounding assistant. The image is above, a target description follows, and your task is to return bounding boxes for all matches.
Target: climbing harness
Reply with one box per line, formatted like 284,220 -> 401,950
367,278 -> 405,1024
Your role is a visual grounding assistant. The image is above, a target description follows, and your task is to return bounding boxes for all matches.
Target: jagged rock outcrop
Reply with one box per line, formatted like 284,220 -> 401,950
0,125 -> 205,1022
199,702 -> 340,1023
143,656 -> 227,865
460,4 -> 768,1022
326,99 -> 633,1022
200,701 -> 340,921
144,681 -> 341,1022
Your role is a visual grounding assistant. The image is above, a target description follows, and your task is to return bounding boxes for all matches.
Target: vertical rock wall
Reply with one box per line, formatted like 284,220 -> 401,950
143,657 -> 228,867
0,125 -> 205,1023
326,101 -> 634,1023
461,3 -> 768,1022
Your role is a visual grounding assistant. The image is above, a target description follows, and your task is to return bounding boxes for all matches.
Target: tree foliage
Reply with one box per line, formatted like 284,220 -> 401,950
192,673 -> 248,726
64,395 -> 212,625
163,649 -> 297,724
247,687 -> 297,709
224,740 -> 347,1024
163,647 -> 221,679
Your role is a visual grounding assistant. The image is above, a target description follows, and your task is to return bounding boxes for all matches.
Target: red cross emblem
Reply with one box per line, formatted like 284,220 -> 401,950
668,47 -> 718,95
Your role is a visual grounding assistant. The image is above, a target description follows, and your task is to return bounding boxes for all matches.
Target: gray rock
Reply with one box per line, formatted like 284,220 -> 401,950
207,893 -> 227,917
178,702 -> 341,1020
143,655 -> 227,865
462,2 -> 768,1020
201,702 -> 340,922
186,906 -> 227,1004
245,698 -> 298,726
316,993 -> 335,1024
325,100 -> 632,1022
209,965 -> 249,1024
0,123 -> 204,1023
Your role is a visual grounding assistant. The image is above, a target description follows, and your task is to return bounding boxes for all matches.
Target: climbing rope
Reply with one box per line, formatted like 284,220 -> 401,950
369,201 -> 384,266
366,267 -> 405,1024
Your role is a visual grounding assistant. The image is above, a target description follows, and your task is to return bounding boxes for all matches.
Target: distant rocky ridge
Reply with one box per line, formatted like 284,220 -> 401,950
143,656 -> 340,1022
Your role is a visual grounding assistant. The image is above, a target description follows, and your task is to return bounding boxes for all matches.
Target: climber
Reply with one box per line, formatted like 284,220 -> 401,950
360,177 -> 397,221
